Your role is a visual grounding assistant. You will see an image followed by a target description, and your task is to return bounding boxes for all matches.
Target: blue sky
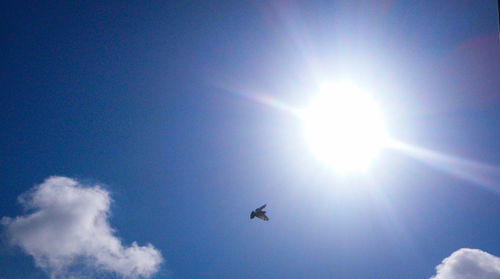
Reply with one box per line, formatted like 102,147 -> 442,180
1,1 -> 499,278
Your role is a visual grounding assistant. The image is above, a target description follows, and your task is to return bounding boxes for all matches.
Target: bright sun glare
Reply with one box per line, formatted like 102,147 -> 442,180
301,81 -> 388,172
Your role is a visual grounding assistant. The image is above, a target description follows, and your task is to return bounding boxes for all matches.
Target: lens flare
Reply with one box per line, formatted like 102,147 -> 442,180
300,82 -> 388,172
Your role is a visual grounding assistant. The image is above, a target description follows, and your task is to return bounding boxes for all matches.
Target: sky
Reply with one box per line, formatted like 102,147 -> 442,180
1,1 -> 499,279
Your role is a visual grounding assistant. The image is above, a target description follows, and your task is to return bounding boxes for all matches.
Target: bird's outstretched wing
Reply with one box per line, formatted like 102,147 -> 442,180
256,204 -> 266,211
257,213 -> 269,221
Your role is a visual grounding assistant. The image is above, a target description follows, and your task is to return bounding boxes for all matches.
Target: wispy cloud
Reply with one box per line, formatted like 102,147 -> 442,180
430,248 -> 500,279
1,176 -> 163,278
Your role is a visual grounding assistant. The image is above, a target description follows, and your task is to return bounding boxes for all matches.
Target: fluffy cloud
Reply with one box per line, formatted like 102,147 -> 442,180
430,248 -> 500,279
1,176 -> 163,278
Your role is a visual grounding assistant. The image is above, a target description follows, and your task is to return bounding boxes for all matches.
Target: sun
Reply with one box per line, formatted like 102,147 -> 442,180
300,81 -> 388,172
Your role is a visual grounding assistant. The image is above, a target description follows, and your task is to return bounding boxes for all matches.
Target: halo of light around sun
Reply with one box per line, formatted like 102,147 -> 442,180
301,81 -> 388,172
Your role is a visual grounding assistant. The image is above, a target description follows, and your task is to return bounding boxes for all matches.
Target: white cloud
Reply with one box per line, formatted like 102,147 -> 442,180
1,176 -> 163,278
430,248 -> 500,279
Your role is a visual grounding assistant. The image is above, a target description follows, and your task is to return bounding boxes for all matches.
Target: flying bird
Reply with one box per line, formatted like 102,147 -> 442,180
250,204 -> 269,221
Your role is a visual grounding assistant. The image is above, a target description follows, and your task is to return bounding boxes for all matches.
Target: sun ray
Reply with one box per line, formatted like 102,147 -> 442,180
216,84 -> 302,117
388,139 -> 500,193
217,81 -> 500,191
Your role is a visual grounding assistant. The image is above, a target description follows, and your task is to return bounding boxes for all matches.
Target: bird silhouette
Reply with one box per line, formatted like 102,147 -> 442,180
250,204 -> 269,221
